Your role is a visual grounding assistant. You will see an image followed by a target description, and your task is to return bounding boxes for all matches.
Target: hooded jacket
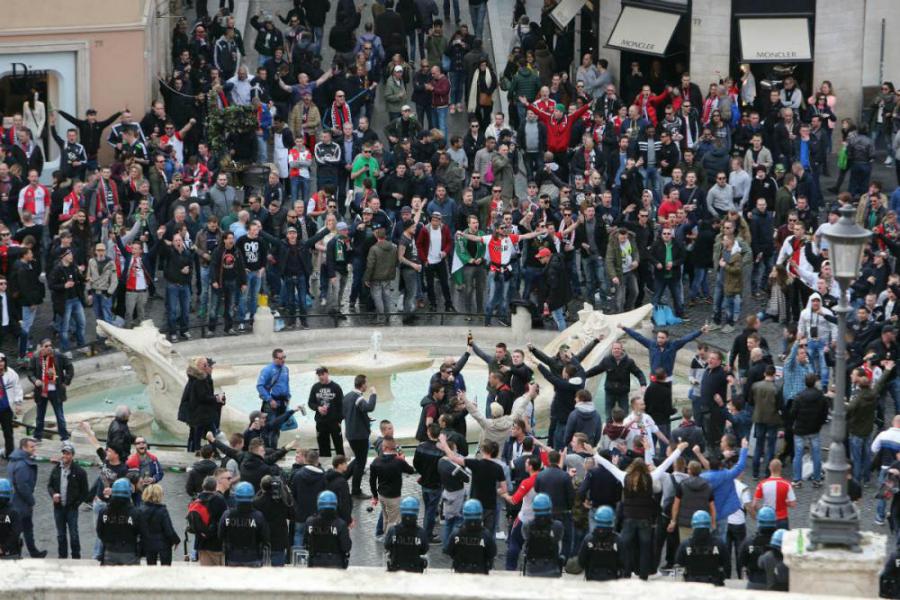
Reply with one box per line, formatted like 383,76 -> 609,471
564,403 -> 603,446
674,475 -> 714,528
290,464 -> 326,523
7,449 -> 37,514
537,364 -> 585,421
364,239 -> 398,283
797,292 -> 837,343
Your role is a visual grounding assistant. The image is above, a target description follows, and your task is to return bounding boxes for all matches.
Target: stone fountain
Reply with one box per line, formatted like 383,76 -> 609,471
319,331 -> 435,401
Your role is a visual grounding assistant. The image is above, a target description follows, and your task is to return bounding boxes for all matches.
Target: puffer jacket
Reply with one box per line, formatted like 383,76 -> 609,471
364,239 -> 398,283
7,449 -> 37,514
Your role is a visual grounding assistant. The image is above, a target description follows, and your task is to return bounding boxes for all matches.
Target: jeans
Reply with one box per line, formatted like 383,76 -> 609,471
605,390 -> 628,421
557,512 -> 574,559
639,166 -> 661,198
370,281 -> 393,319
620,518 -> 653,579
460,265 -> 486,314
793,433 -> 822,482
239,269 -> 263,323
505,520 -> 524,570
443,0 -> 460,20
752,254 -> 774,294
60,297 -> 86,351
614,271 -> 639,312
290,176 -> 310,203
19,304 -> 37,358
199,265 -> 211,316
421,487 -> 441,539
400,268 -> 419,314
753,423 -> 779,478
849,434 -> 872,483
92,292 -> 113,327
450,71 -> 465,106
848,162 -> 872,197
522,152 -> 543,182
280,275 -> 309,324
723,293 -> 742,325
166,283 -> 191,335
34,391 -> 68,440
551,307 -> 567,331
469,2 -> 487,39
689,267 -> 710,299
327,272 -> 349,313
652,273 -> 684,317
349,256 -> 368,306
806,338 -> 830,388
92,499 -> 105,560
878,469 -> 889,522
548,416 -> 567,450
485,271 -> 510,323
433,105 -> 449,140
209,280 -> 238,331
442,515 -> 463,550
54,504 -> 81,558
582,255 -> 605,300
256,131 -> 268,162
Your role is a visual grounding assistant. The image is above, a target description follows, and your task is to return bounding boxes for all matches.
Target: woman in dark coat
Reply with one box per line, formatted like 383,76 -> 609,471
139,483 -> 180,565
178,356 -> 221,451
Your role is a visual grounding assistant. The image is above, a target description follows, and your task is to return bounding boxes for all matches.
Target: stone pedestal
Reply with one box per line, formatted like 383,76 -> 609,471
783,528 -> 886,598
250,307 -> 277,345
510,303 -> 532,343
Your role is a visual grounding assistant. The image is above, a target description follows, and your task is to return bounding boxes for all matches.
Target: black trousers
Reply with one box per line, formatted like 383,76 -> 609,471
316,424 -> 343,458
424,261 -> 453,309
0,409 -> 13,457
348,439 -> 369,493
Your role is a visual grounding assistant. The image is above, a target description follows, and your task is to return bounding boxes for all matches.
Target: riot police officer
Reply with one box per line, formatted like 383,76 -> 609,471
96,478 -> 143,565
219,481 -> 270,567
759,529 -> 789,592
384,496 -> 428,572
739,506 -> 776,589
0,479 -> 22,559
446,499 -> 496,574
674,510 -> 730,586
522,493 -> 564,578
577,506 -> 623,581
305,490 -> 352,569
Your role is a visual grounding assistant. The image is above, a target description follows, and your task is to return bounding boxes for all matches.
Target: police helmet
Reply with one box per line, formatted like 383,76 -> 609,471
770,529 -> 786,550
593,506 -> 615,528
400,496 -> 420,516
110,478 -> 132,499
532,493 -> 552,516
462,498 -> 483,521
318,490 -> 338,511
234,481 -> 255,503
757,506 -> 777,528
0,478 -> 11,500
691,509 -> 712,530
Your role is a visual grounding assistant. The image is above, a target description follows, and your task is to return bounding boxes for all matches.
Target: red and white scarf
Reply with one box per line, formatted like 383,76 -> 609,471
41,353 -> 56,398
96,177 -> 120,214
125,255 -> 146,291
330,102 -> 352,130
61,191 -> 83,221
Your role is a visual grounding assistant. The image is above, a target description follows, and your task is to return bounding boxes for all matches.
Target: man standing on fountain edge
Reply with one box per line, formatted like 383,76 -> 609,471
257,348 -> 294,448
343,374 -> 377,499
309,366 -> 345,457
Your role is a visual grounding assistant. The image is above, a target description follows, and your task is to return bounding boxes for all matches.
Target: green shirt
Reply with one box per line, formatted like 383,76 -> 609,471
664,243 -> 673,278
351,155 -> 379,189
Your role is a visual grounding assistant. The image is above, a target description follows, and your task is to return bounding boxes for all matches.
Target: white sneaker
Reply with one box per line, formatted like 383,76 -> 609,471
886,157 -> 894,165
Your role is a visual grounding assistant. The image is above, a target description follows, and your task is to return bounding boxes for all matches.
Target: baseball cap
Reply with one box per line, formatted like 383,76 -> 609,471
401,104 -> 412,112
536,248 -> 552,258
336,221 -> 349,231
883,324 -> 896,335
61,441 -> 75,455
394,65 -> 404,73
363,207 -> 374,214
431,211 -> 442,219
400,205 -> 412,213
286,226 -> 297,234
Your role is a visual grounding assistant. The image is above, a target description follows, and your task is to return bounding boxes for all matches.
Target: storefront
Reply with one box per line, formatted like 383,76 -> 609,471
729,0 -> 816,109
604,0 -> 692,98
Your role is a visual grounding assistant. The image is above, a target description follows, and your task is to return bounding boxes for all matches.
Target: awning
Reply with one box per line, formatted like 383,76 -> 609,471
738,18 -> 812,63
605,6 -> 681,57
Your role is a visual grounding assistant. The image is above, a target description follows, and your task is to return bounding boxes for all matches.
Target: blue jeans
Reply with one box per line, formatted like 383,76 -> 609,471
752,254 -> 774,294
450,71 -> 465,105
639,166 -> 661,197
209,280 -> 238,331
442,515 -> 463,550
166,283 -> 191,335
793,433 -> 822,482
199,266 -> 211,316
60,297 -> 86,351
723,293 -> 741,325
421,488 -> 441,539
690,267 -> 710,299
848,162 -> 872,197
19,304 -> 37,358
256,132 -> 268,163
753,423 -> 779,478
505,520 -> 524,571
582,255 -> 605,300
878,469 -> 888,522
551,307 -> 567,331
485,271 -> 510,322
293,527 -> 305,549
92,292 -> 113,327
620,518 -> 654,579
239,270 -> 263,323
290,176 -> 310,203
280,275 -> 309,322
34,391 -> 68,440
92,499 -> 104,560
806,339 -> 830,388
433,106 -> 449,140
54,505 -> 81,558
848,434 -> 871,483
311,26 -> 323,55
469,2 -> 487,39
548,416 -> 567,449
653,273 -> 684,317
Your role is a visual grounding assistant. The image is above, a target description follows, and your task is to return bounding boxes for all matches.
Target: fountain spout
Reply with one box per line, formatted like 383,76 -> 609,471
370,331 -> 382,362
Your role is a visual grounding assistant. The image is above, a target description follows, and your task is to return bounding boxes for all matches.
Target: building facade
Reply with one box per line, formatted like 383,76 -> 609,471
0,0 -> 170,173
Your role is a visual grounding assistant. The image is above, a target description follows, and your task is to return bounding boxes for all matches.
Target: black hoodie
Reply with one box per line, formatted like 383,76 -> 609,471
290,464 -> 326,523
324,469 -> 352,524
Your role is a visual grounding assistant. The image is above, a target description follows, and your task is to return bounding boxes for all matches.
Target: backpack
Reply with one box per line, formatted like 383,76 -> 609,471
186,497 -> 211,536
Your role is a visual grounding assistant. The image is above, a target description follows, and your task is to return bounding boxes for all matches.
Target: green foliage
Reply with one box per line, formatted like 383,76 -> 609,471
206,96 -> 256,159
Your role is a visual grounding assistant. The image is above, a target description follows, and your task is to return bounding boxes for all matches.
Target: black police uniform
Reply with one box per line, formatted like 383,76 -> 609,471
522,517 -> 564,577
758,548 -> 789,591
446,522 -> 497,574
218,505 -> 271,567
305,513 -> 352,568
577,529 -> 623,581
674,530 -> 731,586
96,501 -> 144,565
0,502 -> 22,559
738,529 -> 773,589
880,550 -> 900,598
384,518 -> 428,572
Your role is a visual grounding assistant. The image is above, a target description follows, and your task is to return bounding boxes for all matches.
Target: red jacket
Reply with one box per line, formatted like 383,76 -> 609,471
526,102 -> 591,153
415,223 -> 452,262
631,88 -> 669,126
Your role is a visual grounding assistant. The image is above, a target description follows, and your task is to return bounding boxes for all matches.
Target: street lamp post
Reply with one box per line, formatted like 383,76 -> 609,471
808,205 -> 872,552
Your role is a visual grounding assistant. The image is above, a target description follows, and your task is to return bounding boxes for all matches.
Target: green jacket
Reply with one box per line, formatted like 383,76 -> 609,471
847,367 -> 893,437
774,187 -> 795,227
455,229 -> 486,264
364,240 -> 398,283
383,76 -> 408,114
508,69 -> 541,103
426,35 -> 448,68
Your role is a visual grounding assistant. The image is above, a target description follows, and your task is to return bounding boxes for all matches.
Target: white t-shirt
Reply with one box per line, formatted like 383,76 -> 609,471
624,412 -> 659,461
427,226 -> 443,264
728,479 -> 753,525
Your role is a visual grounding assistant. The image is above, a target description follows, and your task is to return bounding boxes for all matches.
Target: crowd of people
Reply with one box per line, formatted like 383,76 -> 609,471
0,0 -> 900,592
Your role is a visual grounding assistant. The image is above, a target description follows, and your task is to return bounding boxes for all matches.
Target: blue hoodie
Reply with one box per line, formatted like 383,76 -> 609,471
7,448 -> 37,514
701,447 -> 748,520
622,327 -> 702,378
